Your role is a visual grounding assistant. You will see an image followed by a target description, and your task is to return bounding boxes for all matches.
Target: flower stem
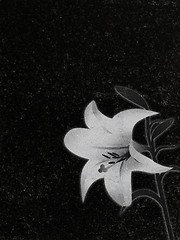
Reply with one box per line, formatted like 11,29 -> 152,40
155,174 -> 175,240
145,118 -> 175,240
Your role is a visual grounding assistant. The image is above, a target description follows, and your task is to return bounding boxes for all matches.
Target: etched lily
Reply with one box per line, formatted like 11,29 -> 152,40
64,101 -> 172,207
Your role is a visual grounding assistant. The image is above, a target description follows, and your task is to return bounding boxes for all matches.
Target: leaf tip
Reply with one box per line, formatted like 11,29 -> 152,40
114,85 -> 149,109
114,85 -> 127,94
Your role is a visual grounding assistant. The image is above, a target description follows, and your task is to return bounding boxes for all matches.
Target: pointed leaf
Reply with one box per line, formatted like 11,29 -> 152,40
115,86 -> 149,109
151,118 -> 174,140
150,119 -> 162,133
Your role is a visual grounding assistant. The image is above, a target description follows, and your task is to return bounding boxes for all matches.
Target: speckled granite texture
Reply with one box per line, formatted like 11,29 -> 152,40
0,0 -> 180,239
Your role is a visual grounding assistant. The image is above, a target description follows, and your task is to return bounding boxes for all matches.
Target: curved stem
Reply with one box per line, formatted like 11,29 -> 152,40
132,189 -> 162,207
160,165 -> 180,182
120,189 -> 162,217
155,174 -> 175,240
145,118 -> 175,240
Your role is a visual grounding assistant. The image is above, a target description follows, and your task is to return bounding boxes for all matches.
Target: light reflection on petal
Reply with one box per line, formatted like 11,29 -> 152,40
104,161 -> 132,206
112,109 -> 158,137
64,128 -> 129,160
129,140 -> 172,173
84,101 -> 112,132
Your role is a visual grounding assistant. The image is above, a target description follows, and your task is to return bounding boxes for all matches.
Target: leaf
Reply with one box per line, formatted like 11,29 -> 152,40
151,118 -> 174,140
132,189 -> 162,207
150,119 -> 162,133
115,86 -> 149,109
156,144 -> 180,155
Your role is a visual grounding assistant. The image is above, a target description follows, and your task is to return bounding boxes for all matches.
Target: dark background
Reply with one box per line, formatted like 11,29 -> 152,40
0,0 -> 180,239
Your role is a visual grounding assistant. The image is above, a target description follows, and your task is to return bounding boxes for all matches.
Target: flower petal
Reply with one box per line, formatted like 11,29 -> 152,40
104,162 -> 132,206
84,101 -> 113,133
129,140 -> 172,173
85,102 -> 158,140
64,128 -> 129,160
132,141 -> 148,153
112,109 -> 159,138
81,160 -> 105,201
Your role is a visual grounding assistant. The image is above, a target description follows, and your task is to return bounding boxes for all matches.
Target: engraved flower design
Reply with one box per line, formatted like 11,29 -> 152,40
64,101 -> 172,206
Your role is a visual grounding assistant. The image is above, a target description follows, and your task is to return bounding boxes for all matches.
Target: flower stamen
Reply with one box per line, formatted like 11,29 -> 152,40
98,151 -> 130,173
102,154 -> 111,159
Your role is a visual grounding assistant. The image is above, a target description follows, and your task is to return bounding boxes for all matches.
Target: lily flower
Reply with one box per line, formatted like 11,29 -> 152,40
64,101 -> 172,207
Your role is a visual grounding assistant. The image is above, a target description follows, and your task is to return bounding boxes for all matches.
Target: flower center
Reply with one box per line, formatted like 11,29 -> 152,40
98,151 -> 130,173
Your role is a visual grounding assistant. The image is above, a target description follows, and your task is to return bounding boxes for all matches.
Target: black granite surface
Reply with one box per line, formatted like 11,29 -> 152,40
0,0 -> 180,239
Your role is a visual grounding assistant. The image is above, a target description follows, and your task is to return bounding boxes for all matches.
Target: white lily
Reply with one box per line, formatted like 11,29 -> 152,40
64,101 -> 172,207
